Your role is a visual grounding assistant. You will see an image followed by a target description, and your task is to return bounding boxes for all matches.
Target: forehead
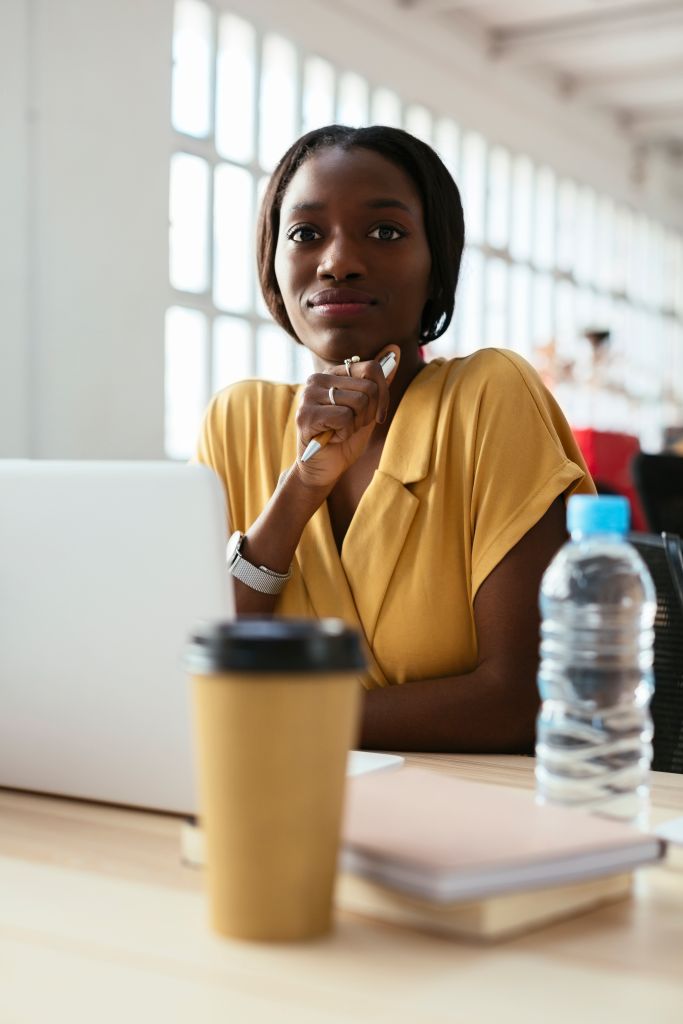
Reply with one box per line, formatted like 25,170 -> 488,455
281,146 -> 424,215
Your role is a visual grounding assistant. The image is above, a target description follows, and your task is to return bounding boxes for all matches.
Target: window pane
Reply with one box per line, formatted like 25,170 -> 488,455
256,323 -> 294,382
404,104 -> 432,144
259,34 -> 298,172
612,205 -> 630,295
213,163 -> 253,313
215,14 -> 255,163
165,306 -> 208,460
371,87 -> 401,128
556,179 -> 576,275
172,0 -> 213,138
460,133 -> 486,245
458,247 -> 484,353
595,196 -> 614,293
510,155 -> 533,262
213,316 -> 253,391
337,72 -> 369,126
576,288 -> 598,341
509,263 -> 532,360
302,56 -> 335,133
611,298 -> 632,393
646,221 -> 664,309
486,146 -> 510,252
484,258 -> 508,346
627,214 -> 646,304
672,322 -> 683,402
169,152 -> 210,293
673,235 -> 683,317
575,186 -> 596,286
662,231 -> 678,312
532,166 -> 555,271
434,118 -> 460,182
531,273 -> 554,353
555,279 -> 577,358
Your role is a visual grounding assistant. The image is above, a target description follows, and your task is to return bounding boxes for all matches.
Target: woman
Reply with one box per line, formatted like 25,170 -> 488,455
196,124 -> 595,753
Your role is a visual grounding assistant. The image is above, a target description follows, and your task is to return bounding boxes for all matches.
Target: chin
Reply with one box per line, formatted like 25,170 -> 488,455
296,325 -> 380,363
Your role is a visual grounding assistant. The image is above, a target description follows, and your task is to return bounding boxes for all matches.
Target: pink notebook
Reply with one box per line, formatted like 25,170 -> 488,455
340,767 -> 664,903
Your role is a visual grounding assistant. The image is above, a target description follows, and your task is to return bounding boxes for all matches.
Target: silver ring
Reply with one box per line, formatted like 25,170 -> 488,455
344,355 -> 360,376
328,386 -> 337,405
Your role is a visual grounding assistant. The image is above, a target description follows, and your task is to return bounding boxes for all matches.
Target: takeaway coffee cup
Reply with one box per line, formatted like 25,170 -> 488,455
186,617 -> 366,942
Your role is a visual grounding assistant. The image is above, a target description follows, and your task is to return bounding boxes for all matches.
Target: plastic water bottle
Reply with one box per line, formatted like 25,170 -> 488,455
535,495 -> 656,825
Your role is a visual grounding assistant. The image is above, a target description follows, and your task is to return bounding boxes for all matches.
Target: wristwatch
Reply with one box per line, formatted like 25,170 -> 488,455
226,531 -> 293,595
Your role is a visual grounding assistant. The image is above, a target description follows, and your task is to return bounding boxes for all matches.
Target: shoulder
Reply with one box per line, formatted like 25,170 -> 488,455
204,379 -> 299,428
437,347 -> 542,394
438,349 -> 556,422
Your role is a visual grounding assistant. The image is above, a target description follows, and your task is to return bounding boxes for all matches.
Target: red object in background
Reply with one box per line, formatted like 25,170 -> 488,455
572,428 -> 648,532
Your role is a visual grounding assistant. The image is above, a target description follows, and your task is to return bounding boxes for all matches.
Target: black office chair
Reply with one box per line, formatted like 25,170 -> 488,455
631,452 -> 683,535
628,532 -> 683,774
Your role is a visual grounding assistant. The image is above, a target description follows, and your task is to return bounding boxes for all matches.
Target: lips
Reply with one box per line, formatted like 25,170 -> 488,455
308,288 -> 376,307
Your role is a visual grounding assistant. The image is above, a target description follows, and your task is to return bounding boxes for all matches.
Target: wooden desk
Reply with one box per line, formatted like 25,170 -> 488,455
2,756 -> 682,1024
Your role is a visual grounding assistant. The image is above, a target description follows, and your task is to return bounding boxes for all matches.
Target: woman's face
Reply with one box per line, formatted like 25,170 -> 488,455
273,146 -> 432,366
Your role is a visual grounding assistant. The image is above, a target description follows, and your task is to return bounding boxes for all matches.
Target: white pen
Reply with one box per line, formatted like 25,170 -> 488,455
301,351 -> 397,463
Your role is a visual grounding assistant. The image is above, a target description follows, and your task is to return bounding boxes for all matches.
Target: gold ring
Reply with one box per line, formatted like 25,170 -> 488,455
344,355 -> 360,376
328,386 -> 337,405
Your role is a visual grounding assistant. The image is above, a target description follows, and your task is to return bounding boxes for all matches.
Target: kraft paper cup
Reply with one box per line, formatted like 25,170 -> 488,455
186,618 -> 365,942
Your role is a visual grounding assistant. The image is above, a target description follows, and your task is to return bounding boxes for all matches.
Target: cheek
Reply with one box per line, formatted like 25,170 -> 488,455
274,246 -> 304,314
402,250 -> 432,309
273,242 -> 287,296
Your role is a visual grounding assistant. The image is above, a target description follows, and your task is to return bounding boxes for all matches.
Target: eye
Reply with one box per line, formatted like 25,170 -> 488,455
286,225 -> 321,243
368,224 -> 406,241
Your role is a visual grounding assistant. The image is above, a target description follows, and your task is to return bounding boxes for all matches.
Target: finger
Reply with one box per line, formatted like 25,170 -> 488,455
296,403 -> 358,445
320,383 -> 373,430
305,372 -> 380,427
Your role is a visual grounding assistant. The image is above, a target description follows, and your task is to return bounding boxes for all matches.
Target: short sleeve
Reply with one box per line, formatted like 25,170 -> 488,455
192,379 -> 299,536
470,350 -> 594,598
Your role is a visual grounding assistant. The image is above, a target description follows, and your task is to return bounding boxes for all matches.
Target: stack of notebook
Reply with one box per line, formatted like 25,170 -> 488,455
181,766 -> 665,941
336,767 -> 665,940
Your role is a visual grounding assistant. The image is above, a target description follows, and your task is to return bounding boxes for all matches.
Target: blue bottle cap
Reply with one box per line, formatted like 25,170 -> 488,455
567,494 -> 630,536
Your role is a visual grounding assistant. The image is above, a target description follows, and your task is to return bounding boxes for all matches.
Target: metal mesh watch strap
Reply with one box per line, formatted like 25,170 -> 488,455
230,553 -> 292,595
226,532 -> 292,595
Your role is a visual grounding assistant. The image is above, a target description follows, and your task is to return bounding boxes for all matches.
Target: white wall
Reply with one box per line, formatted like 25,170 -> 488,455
0,0 -> 30,455
2,0 -> 682,459
1,0 -> 172,458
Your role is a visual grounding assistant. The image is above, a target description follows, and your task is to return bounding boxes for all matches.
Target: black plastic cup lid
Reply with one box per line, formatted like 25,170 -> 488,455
186,617 -> 367,674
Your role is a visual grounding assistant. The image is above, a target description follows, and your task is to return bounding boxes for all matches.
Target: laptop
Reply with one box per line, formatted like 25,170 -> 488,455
0,460 -> 233,814
0,461 -> 404,814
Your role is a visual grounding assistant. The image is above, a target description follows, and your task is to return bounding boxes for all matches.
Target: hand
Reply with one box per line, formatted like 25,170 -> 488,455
294,345 -> 401,489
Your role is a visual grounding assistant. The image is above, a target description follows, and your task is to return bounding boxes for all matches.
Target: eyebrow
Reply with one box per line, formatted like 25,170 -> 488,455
287,197 -> 414,215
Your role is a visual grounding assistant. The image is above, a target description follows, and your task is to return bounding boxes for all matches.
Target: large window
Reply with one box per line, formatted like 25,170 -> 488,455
167,0 -> 683,458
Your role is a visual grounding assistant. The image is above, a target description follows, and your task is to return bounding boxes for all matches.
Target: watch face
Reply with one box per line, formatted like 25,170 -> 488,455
226,530 -> 243,565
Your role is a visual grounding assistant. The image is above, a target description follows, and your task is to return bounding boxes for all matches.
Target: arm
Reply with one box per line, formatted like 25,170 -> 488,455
359,496 -> 567,753
230,347 -> 401,615
231,464 -> 329,614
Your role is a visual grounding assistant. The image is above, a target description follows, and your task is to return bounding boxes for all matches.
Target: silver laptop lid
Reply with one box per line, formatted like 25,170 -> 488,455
0,460 -> 233,813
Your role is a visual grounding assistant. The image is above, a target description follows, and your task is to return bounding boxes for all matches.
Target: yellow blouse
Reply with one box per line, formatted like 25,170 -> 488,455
196,349 -> 594,690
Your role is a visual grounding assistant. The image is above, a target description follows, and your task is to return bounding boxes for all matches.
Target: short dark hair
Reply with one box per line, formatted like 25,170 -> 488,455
256,124 -> 465,344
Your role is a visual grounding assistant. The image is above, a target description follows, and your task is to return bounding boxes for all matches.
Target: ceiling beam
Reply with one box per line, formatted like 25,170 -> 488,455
571,58 -> 683,96
622,103 -> 683,126
490,1 -> 683,57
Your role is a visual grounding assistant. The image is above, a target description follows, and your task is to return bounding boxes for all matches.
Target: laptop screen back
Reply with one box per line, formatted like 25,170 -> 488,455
0,460 -> 233,813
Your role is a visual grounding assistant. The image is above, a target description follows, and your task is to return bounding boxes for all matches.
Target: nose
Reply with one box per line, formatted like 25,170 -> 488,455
316,231 -> 366,281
